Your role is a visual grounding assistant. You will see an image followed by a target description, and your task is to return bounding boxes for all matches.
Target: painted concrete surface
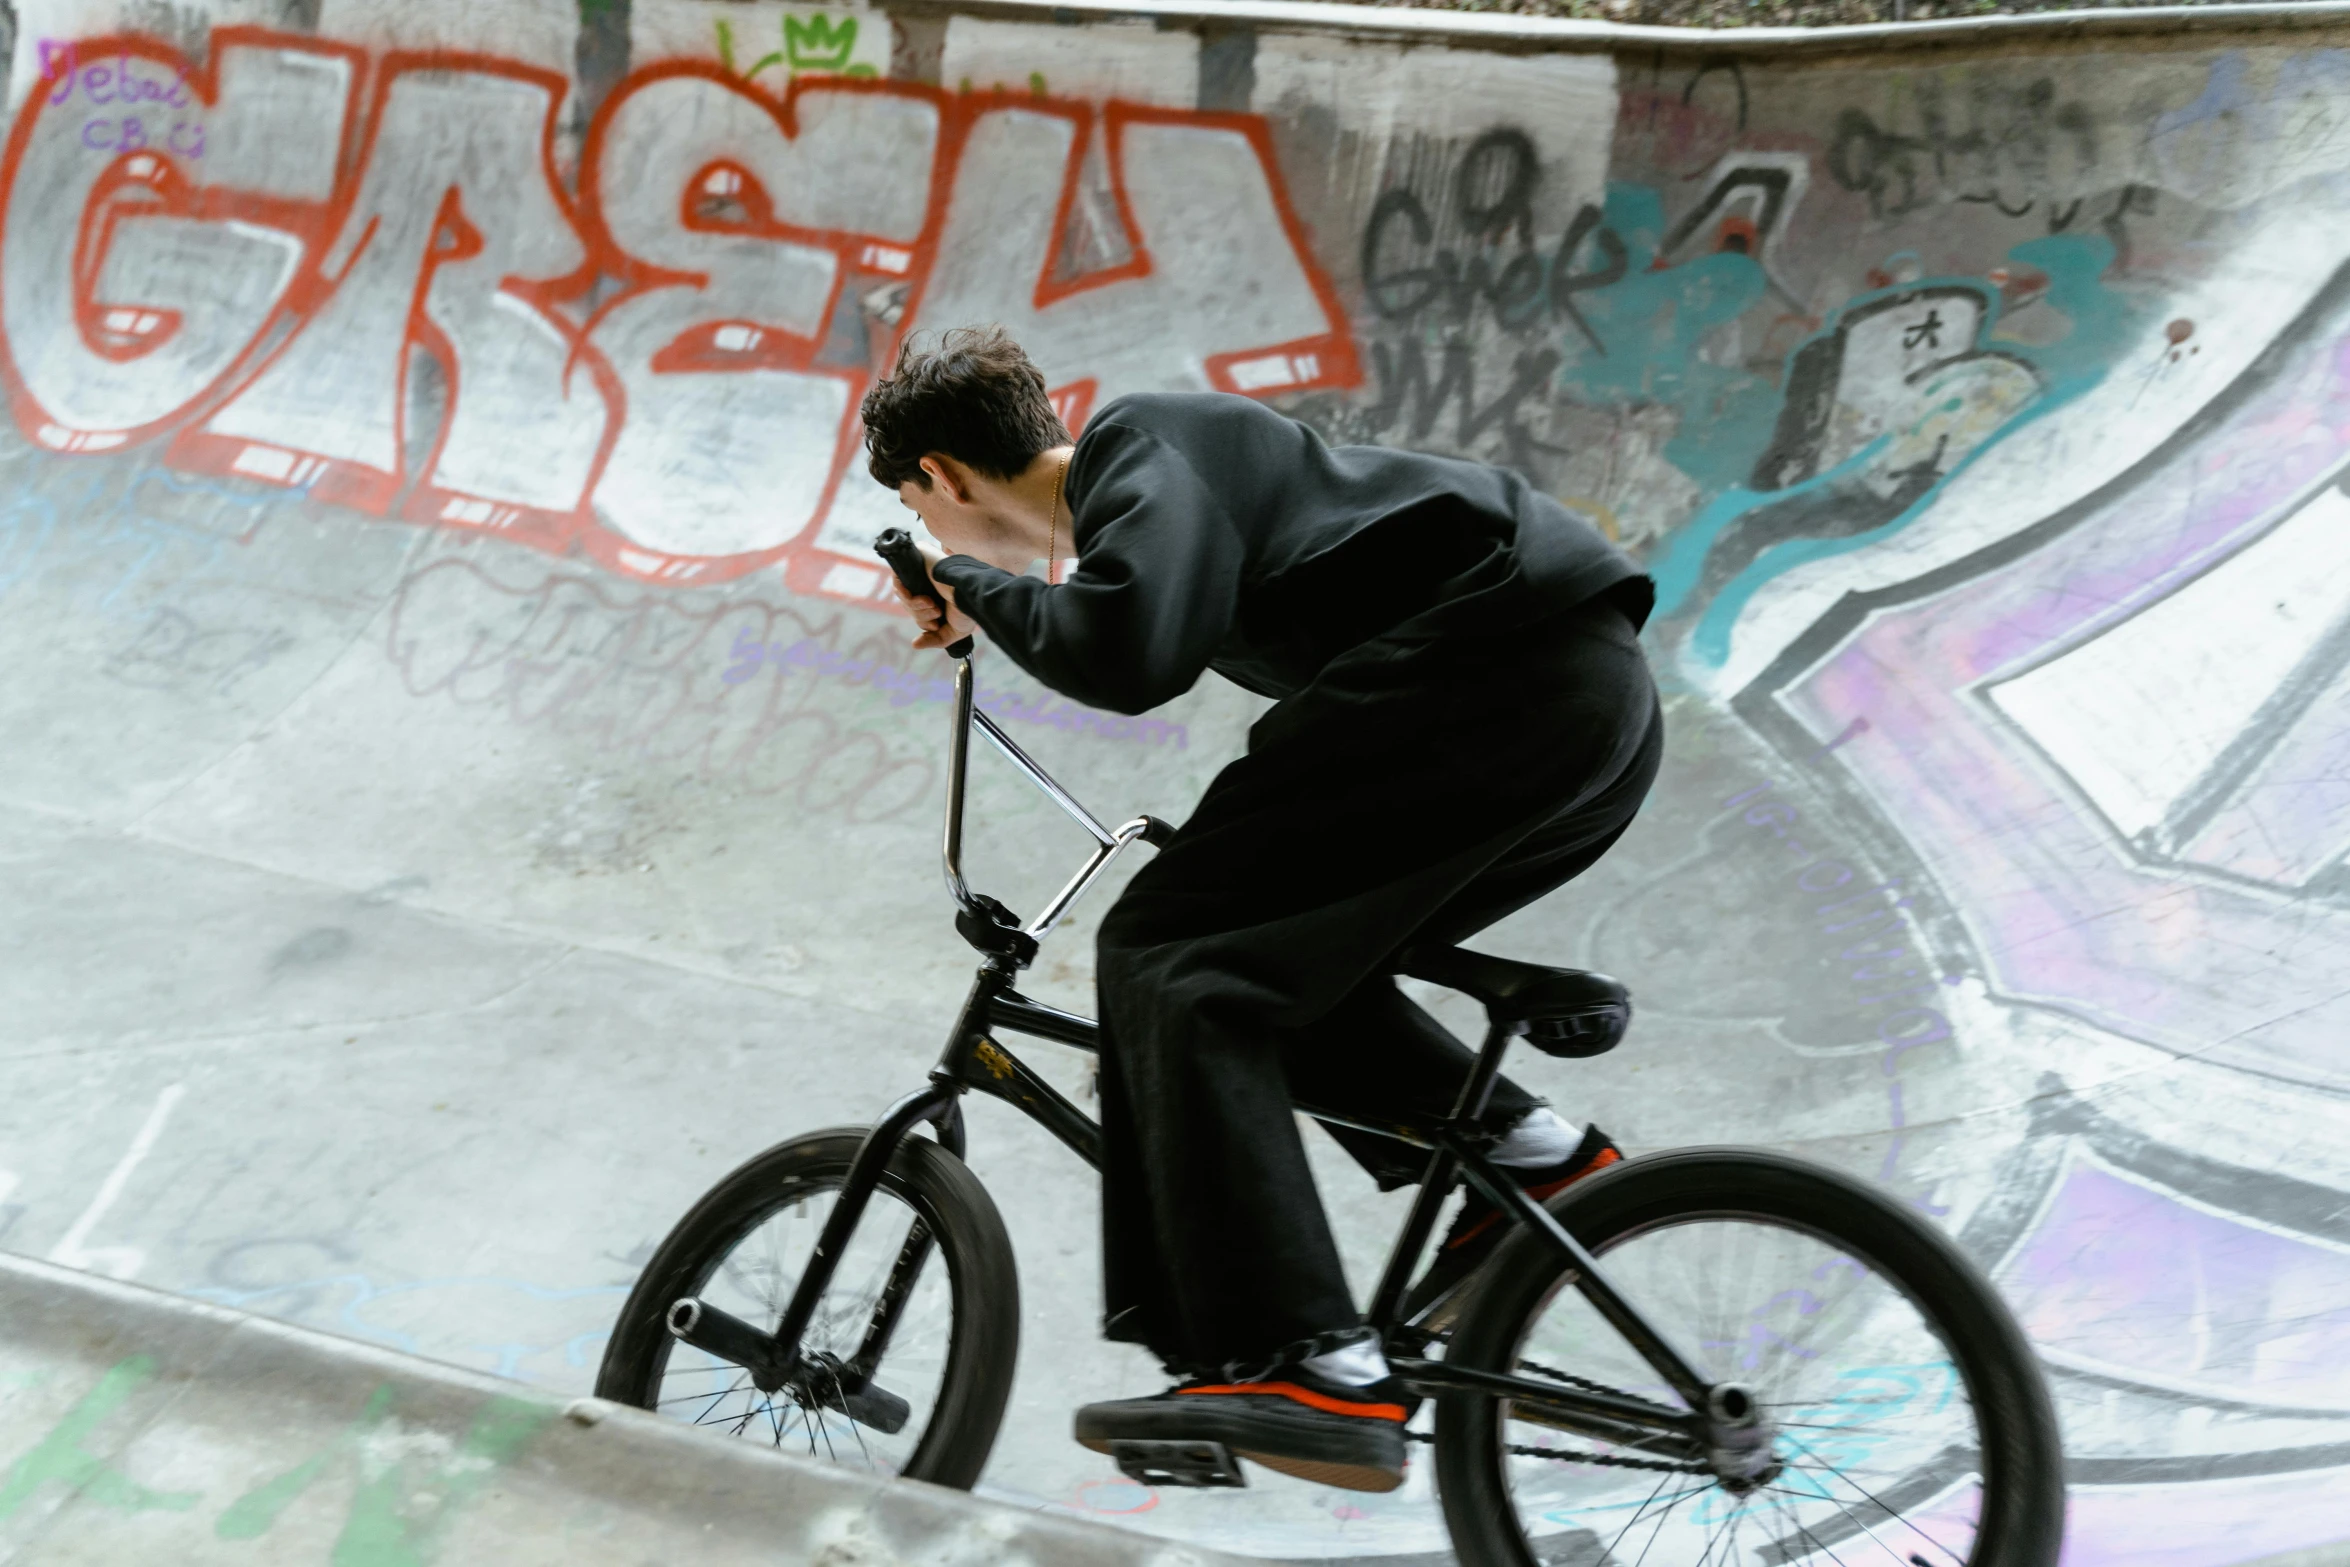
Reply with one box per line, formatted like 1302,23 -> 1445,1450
1,0 -> 2349,1560
0,1249 -> 1245,1565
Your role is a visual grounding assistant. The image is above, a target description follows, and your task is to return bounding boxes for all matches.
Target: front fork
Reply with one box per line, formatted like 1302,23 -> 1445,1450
667,1082 -> 963,1395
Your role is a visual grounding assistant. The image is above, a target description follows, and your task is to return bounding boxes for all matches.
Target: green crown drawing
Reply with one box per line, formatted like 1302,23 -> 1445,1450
784,14 -> 859,72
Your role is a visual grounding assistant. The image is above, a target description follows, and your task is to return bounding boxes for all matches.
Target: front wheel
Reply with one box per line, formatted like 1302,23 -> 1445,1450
1435,1148 -> 2064,1567
596,1127 -> 1019,1488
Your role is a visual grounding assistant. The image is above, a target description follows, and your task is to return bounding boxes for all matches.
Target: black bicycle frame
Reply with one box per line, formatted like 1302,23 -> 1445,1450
667,648 -> 1717,1460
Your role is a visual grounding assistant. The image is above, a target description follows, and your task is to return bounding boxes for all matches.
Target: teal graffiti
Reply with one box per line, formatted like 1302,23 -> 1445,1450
1651,232 -> 2141,667
0,1356 -> 201,1520
218,1383 -> 550,1566
1552,183 -> 1785,496
185,1270 -> 625,1378
214,1386 -> 395,1541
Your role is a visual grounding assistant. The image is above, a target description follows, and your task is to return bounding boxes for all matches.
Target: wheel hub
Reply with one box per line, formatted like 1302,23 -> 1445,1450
1702,1381 -> 1781,1489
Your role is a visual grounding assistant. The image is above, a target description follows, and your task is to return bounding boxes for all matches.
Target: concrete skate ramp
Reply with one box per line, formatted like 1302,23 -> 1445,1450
4,0 -> 2350,1559
0,1249 -> 1242,1566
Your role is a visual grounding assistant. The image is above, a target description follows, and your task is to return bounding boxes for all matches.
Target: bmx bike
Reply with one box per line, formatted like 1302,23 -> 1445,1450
595,532 -> 2064,1566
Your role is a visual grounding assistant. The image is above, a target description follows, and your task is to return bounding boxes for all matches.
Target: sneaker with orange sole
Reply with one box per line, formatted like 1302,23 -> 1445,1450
1076,1363 -> 1414,1493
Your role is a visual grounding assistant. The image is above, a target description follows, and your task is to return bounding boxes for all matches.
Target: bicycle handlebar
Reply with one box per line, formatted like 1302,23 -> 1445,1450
873,528 -> 974,660
876,526 -> 1171,963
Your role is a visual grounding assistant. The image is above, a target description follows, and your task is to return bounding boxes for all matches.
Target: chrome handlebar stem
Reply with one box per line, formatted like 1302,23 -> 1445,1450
939,653 -> 1154,951
942,658 -> 982,917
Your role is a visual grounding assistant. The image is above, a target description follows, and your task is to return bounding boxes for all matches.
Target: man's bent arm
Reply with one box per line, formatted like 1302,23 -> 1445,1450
932,423 -> 1245,716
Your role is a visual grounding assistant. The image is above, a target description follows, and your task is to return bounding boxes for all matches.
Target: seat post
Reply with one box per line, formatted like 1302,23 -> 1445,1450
1367,1021 -> 1519,1333
1450,1019 -> 1519,1125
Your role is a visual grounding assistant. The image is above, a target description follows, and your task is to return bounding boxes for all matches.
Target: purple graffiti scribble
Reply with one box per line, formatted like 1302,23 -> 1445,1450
39,41 -> 209,159
1778,311 -> 2350,1086
40,39 -> 194,108
2004,1157 -> 2350,1407
723,631 -> 1188,750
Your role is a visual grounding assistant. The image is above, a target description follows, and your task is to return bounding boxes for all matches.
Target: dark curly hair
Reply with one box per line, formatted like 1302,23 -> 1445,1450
860,325 -> 1070,490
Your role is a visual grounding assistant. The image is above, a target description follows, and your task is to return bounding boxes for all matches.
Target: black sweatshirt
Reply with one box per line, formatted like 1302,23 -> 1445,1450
930,393 -> 1652,716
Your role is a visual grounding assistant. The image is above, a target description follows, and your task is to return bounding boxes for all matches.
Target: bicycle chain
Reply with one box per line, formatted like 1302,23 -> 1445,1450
1403,1428 -> 1705,1474
1514,1355 -> 1647,1403
1402,1357 -> 1708,1475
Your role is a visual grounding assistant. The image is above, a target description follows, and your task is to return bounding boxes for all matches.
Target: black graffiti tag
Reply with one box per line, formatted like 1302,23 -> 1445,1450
1367,338 -> 1565,476
1356,192 -> 1628,349
1826,79 -> 2099,224
1551,204 -> 1628,354
1456,127 -> 1540,246
1361,128 -> 1625,349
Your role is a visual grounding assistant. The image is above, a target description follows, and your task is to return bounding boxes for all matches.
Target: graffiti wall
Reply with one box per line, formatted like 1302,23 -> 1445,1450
3,0 -> 2350,1560
0,14 -> 1355,600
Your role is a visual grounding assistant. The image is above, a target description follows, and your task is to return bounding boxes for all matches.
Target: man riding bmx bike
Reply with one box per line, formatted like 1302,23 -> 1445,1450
859,325 -> 1659,1494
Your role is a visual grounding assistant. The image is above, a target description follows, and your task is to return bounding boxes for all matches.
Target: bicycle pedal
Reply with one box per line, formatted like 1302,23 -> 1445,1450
1109,1439 -> 1247,1488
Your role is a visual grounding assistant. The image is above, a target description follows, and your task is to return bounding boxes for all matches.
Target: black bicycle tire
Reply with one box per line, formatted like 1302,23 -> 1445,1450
1433,1147 -> 2064,1567
595,1127 -> 1020,1490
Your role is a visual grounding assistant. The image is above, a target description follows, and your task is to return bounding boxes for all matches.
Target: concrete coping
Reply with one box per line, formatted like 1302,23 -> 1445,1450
0,1248 -> 1249,1567
883,0 -> 2350,58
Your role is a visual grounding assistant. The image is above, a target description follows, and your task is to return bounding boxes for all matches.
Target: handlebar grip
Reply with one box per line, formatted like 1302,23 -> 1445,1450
1139,816 -> 1178,848
874,528 -> 974,660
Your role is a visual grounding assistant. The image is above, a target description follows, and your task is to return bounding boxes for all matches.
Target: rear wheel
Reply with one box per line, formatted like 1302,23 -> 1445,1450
1435,1149 -> 2063,1567
596,1128 -> 1019,1488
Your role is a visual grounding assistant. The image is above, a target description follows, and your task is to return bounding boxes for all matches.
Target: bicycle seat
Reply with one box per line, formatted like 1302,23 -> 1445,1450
1395,946 -> 1631,1059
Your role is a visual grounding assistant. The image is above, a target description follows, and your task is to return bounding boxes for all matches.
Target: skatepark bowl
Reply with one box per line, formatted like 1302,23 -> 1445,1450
2,0 -> 2349,1560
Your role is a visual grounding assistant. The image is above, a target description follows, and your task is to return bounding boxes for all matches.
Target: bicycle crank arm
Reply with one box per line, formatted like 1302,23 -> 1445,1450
667,1297 -> 791,1392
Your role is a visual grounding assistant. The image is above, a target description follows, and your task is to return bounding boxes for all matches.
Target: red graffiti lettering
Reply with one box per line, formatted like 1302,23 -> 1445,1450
0,28 -> 1359,601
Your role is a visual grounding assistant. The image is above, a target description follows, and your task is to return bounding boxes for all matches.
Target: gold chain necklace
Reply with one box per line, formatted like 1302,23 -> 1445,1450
1047,451 -> 1069,585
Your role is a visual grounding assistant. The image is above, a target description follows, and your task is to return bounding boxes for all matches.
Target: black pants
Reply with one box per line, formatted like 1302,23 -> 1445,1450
1094,590 -> 1663,1375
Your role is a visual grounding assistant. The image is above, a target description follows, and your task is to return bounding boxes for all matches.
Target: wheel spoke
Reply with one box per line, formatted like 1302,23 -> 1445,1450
678,1372 -> 751,1422
1769,1432 -> 1970,1564
1629,1472 -> 1692,1567
1766,1485 -> 1859,1567
1600,1471 -> 1686,1563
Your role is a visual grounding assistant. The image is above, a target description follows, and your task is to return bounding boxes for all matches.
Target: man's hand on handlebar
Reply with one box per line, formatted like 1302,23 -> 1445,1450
891,545 -> 979,652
